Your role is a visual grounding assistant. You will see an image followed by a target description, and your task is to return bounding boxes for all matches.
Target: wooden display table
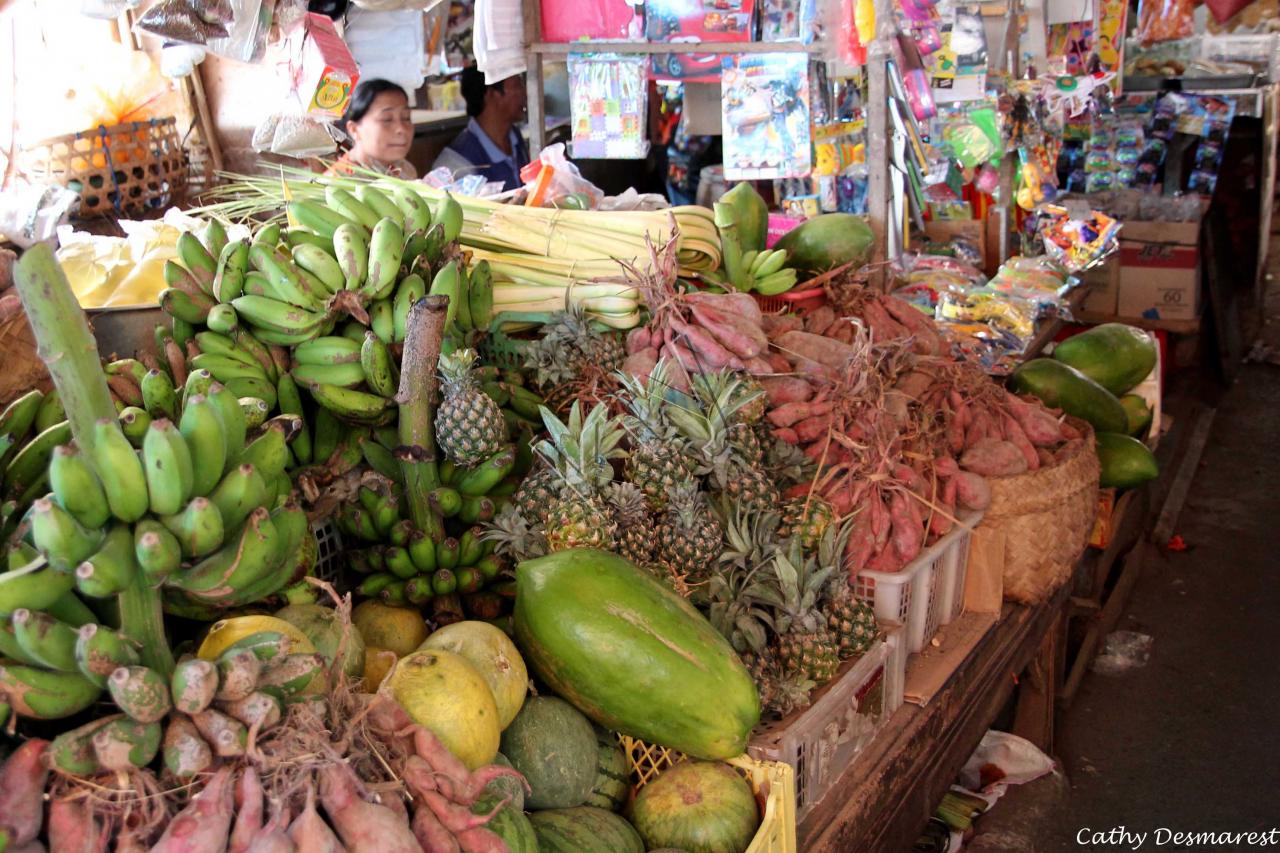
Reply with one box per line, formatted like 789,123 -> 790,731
798,584 -> 1070,852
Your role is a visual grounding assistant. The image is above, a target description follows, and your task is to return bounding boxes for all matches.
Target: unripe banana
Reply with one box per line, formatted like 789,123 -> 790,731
254,220 -> 282,248
231,328 -> 280,383
223,376 -> 278,408
45,590 -> 95,627
753,247 -> 789,278
360,332 -> 397,398
275,373 -> 311,466
237,423 -> 291,481
231,294 -> 325,335
106,357 -> 149,387
358,572 -> 396,597
286,228 -> 336,253
12,608 -> 79,670
180,395 -> 228,496
3,419 -> 71,501
161,496 -> 226,559
208,463 -> 269,533
75,523 -> 138,598
204,217 -> 229,258
382,546 -> 416,579
142,419 -> 195,516
370,298 -> 394,344
167,507 -> 282,604
191,331 -> 257,369
391,184 -> 433,233
311,407 -> 342,464
429,487 -> 463,518
214,239 -> 251,302
171,658 -> 218,714
134,519 -> 183,582
407,530 -> 437,573
207,382 -> 249,463
458,494 -> 496,525
0,662 -> 101,719
288,200 -> 361,240
34,389 -> 66,434
93,717 -> 163,771
140,369 -> 179,421
325,185 -> 382,231
75,623 -> 140,688
333,222 -> 369,290
429,261 -> 462,328
393,273 -> 427,343
220,689 -> 283,732
206,302 -> 240,334
0,558 -> 75,616
163,715 -> 214,778
0,389 -> 44,442
258,652 -> 324,697
50,715 -> 116,775
468,260 -> 495,331
740,250 -> 760,275
752,267 -> 798,295
108,665 -> 172,723
160,287 -> 214,325
292,361 -> 367,390
190,707 -> 248,757
183,368 -> 216,407
359,437 -> 402,484
291,243 -> 346,296
355,184 -> 405,225
306,383 -> 392,421
29,496 -> 104,572
457,446 -> 517,497
364,216 -> 405,299
88,417 -> 149,522
118,407 -> 151,448
178,231 -> 217,291
215,650 -> 261,702
293,335 -> 363,366
190,355 -> 270,389
49,444 -> 110,529
436,192 -> 464,243
240,397 -> 270,429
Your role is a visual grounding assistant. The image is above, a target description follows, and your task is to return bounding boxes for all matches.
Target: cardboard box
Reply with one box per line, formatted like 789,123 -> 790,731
299,14 -> 359,118
1116,219 -> 1201,322
1081,256 -> 1120,315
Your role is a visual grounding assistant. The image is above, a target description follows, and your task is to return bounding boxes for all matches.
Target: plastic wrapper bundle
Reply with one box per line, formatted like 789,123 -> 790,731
136,0 -> 231,43
521,143 -> 606,208
0,182 -> 80,249
205,0 -> 279,63
891,253 -> 987,312
1035,205 -> 1121,273
251,113 -> 339,159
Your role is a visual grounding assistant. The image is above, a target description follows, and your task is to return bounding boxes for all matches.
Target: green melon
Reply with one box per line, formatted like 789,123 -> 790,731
1053,323 -> 1157,395
472,794 -> 538,853
1096,432 -> 1159,489
584,730 -> 631,812
1119,394 -> 1153,438
771,212 -> 874,274
514,549 -> 760,760
501,696 -> 597,809
274,603 -> 365,679
528,806 -> 645,853
1010,358 -> 1128,435
632,761 -> 760,853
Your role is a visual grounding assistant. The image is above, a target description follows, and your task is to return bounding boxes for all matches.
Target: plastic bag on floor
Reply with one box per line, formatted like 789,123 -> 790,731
1092,630 -> 1154,675
959,730 -> 1056,796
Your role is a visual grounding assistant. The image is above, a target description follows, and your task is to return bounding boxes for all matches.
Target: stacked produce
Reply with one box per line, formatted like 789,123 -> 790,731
1013,323 -> 1160,489
708,183 -> 798,295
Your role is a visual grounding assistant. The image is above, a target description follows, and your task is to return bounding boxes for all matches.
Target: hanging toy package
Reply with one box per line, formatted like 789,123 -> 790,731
1135,0 -> 1194,45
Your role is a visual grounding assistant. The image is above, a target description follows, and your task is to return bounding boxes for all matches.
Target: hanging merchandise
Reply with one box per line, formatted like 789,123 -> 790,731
308,0 -> 350,17
345,6 -> 429,93
568,54 -> 650,159
474,0 -> 526,83
423,1 -> 450,77
295,12 -> 360,118
1046,21 -> 1093,76
840,0 -> 876,65
646,0 -> 755,82
900,0 -> 942,55
721,53 -> 812,180
759,0 -> 818,42
204,0 -> 276,63
926,4 -> 987,103
539,0 -> 644,42
1035,204 -> 1121,272
158,42 -> 208,78
1135,0 -> 1195,45
895,36 -> 937,121
136,0 -> 232,44
1034,69 -> 1115,123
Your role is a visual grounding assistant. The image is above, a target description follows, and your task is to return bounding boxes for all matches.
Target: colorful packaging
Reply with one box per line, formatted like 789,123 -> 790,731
297,13 -> 359,118
539,0 -> 643,42
720,53 -> 811,179
568,54 -> 650,159
647,0 -> 755,82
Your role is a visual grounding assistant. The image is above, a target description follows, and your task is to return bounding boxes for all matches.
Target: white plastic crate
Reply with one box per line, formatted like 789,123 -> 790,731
882,623 -> 906,716
748,639 -> 890,822
853,511 -> 981,654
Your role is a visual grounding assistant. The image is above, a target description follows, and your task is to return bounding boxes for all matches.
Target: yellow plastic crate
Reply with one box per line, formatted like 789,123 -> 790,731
619,736 -> 798,853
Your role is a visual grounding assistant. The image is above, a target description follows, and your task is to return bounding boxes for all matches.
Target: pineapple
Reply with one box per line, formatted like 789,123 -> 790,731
744,650 -> 816,718
767,544 -> 840,684
712,456 -> 779,514
655,483 -> 724,585
728,421 -> 766,467
483,503 -> 547,562
435,348 -> 507,467
513,464 -> 558,526
826,584 -> 880,660
608,482 -> 654,566
617,362 -> 698,511
535,402 -> 625,552
733,377 -> 768,425
779,496 -> 837,550
524,307 -> 626,391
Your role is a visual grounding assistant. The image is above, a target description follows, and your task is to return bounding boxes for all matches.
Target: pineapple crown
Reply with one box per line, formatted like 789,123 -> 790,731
607,481 -> 650,522
759,545 -> 837,635
438,347 -> 481,388
534,402 -> 626,495
663,481 -> 710,527
666,371 -> 759,468
765,438 -> 816,486
482,504 -> 547,562
525,307 -> 618,387
616,360 -> 683,441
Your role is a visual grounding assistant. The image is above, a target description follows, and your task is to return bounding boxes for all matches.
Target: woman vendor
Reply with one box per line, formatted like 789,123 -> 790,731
328,79 -> 417,179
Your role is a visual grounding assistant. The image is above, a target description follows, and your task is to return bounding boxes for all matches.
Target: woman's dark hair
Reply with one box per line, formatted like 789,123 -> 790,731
460,66 -> 508,118
342,79 -> 409,127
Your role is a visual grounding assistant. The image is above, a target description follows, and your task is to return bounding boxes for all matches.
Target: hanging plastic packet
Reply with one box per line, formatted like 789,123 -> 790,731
945,120 -> 997,169
1036,205 -> 1121,273
1136,0 -> 1195,44
137,0 -> 230,43
567,53 -> 649,159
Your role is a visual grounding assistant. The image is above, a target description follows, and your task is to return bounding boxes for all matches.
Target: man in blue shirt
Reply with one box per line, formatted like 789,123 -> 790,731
433,67 -> 531,191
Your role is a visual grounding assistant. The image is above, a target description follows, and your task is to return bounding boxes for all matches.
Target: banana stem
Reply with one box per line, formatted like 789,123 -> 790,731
397,294 -> 449,540
13,245 -> 116,452
118,575 -> 174,678
15,245 -> 174,680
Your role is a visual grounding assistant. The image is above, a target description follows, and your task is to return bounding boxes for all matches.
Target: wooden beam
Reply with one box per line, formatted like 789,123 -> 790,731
1012,610 -> 1063,752
1059,541 -> 1149,707
864,0 -> 897,280
1150,406 -> 1216,546
186,68 -> 223,175
522,0 -> 546,156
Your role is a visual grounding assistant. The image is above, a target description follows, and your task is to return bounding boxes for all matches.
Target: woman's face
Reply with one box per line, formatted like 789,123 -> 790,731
347,90 -> 413,165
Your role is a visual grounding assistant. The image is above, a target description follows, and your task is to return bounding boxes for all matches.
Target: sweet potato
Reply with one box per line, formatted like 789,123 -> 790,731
890,490 -> 924,563
803,306 -> 837,335
744,356 -> 774,375
0,738 -> 48,846
625,326 -> 652,355
767,399 -> 833,428
1059,420 -> 1082,440
457,827 -> 510,853
150,767 -> 235,853
766,351 -> 793,372
420,789 -> 508,836
412,805 -> 460,853
288,786 -> 343,853
843,510 -> 877,576
792,357 -> 841,384
933,456 -> 960,477
881,296 -> 945,355
1005,393 -> 1065,446
47,799 -> 103,853
960,438 -> 1028,477
865,542 -> 905,572
860,299 -> 909,344
621,348 -> 659,381
319,763 -> 420,853
413,728 -> 472,796
774,331 -> 856,370
760,313 -> 804,338
246,804 -> 294,853
1003,415 -> 1040,471
688,301 -> 767,358
953,471 -> 991,510
771,427 -> 799,444
883,390 -> 910,427
794,414 -> 834,443
894,370 -> 933,401
231,767 -> 265,853
669,317 -> 745,370
686,290 -> 762,325
760,376 -> 813,407
828,321 -> 855,344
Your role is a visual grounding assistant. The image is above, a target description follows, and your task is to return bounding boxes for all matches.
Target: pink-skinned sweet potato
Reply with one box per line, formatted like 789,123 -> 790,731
774,330 -> 856,370
319,763 -> 420,853
0,738 -> 48,846
960,438 -> 1029,477
150,766 -> 235,853
760,376 -> 813,406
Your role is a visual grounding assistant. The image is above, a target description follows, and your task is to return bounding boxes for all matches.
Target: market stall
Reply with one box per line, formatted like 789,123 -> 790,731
0,0 -> 1251,848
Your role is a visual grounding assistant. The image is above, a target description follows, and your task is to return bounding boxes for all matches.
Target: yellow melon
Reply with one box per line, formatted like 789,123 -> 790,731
352,601 -> 428,657
419,620 -> 528,729
388,649 -> 501,769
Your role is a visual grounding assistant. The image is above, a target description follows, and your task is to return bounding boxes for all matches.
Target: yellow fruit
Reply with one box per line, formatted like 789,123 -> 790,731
420,620 -> 528,730
352,601 -> 429,658
362,646 -> 398,693
196,615 -> 315,661
275,603 -> 366,680
388,649 -> 500,770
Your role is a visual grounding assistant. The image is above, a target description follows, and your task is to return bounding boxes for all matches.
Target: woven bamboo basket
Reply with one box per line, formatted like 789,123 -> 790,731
0,311 -> 50,406
17,118 -> 189,218
976,417 -> 1101,604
